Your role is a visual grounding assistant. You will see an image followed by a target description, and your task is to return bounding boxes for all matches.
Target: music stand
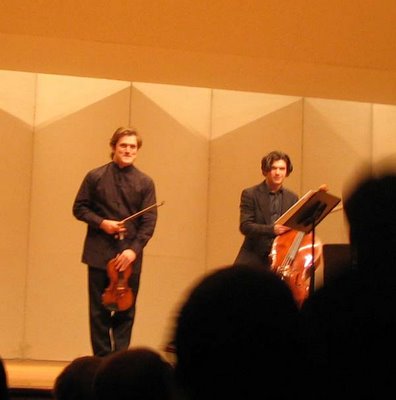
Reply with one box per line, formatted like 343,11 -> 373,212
275,188 -> 341,295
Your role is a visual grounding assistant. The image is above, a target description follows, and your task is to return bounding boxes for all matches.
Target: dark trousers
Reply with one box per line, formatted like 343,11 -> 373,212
234,247 -> 271,269
88,264 -> 141,356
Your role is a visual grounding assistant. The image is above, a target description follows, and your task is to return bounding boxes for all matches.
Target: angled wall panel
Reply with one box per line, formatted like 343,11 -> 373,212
0,70 -> 35,358
207,92 -> 303,270
25,76 -> 132,360
129,83 -> 211,350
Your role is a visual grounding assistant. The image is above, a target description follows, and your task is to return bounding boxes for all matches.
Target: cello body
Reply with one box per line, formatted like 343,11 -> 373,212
102,258 -> 134,312
270,229 -> 322,307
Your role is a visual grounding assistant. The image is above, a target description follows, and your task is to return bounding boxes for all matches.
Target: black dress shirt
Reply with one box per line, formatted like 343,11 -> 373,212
73,162 -> 157,269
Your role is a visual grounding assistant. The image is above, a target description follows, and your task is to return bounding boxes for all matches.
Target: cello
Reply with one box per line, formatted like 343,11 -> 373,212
270,229 -> 322,308
269,185 -> 339,307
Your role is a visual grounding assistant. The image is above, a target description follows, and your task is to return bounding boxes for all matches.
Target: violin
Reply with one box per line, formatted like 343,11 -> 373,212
270,229 -> 322,308
101,201 -> 165,312
101,258 -> 134,312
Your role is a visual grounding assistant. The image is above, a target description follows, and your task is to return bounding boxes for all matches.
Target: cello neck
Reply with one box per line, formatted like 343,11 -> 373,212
281,231 -> 305,267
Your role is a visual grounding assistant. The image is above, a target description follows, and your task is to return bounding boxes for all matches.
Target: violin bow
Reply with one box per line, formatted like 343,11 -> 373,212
116,201 -> 165,239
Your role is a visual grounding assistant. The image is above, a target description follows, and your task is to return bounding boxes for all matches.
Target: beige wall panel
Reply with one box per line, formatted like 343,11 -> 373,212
303,98 -> 372,287
133,82 -> 211,139
0,70 -> 36,125
25,87 -> 131,360
0,120 -> 34,358
207,99 -> 303,270
0,70 -> 35,358
211,90 -> 301,140
131,255 -> 209,352
303,98 -> 372,242
35,74 -> 130,129
127,85 -> 210,350
372,104 -> 396,162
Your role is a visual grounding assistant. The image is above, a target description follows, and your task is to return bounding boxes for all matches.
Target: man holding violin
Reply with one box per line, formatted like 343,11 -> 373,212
73,126 -> 158,356
234,150 -> 298,269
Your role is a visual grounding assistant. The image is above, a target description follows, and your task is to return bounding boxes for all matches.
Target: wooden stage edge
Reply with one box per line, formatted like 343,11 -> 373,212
3,350 -> 174,391
4,359 -> 69,390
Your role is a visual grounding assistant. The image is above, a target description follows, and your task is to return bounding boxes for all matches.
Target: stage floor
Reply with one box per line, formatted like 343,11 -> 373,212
3,351 -> 174,391
4,359 -> 68,390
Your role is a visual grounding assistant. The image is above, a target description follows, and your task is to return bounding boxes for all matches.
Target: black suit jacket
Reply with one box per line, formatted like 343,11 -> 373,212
234,181 -> 298,268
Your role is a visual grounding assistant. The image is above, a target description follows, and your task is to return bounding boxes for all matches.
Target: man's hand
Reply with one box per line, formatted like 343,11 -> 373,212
113,249 -> 136,271
100,219 -> 126,235
274,224 -> 291,236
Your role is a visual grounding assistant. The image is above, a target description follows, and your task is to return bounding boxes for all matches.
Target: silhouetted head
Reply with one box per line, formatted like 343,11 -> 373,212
93,347 -> 175,400
53,356 -> 103,400
174,264 -> 299,399
344,172 -> 396,272
0,357 -> 8,400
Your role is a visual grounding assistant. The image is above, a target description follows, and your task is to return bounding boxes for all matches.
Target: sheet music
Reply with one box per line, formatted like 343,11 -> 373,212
275,188 -> 341,233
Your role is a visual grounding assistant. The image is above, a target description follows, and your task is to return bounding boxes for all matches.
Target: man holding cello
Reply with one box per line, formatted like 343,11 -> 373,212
234,150 -> 298,269
73,127 -> 158,356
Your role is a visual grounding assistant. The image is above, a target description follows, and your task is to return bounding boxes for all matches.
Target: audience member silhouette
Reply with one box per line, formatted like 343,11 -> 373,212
53,355 -> 103,400
173,264 -> 301,400
0,357 -> 9,400
93,347 -> 175,400
300,169 -> 396,399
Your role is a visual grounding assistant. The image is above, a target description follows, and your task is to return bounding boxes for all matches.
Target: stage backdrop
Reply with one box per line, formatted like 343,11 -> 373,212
1,70 -> 396,361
